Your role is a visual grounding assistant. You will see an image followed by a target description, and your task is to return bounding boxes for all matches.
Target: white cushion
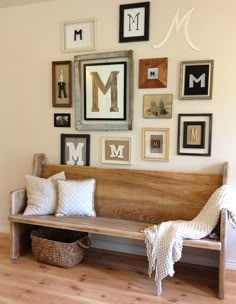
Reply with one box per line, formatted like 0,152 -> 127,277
55,179 -> 96,217
23,172 -> 66,216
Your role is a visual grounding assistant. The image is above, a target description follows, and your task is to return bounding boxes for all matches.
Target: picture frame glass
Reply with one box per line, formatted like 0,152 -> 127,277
102,137 -> 131,165
143,94 -> 172,118
61,134 -> 90,166
143,128 -> 169,161
75,50 -> 133,131
179,60 -> 214,100
119,2 -> 150,42
178,114 -> 212,156
62,19 -> 96,52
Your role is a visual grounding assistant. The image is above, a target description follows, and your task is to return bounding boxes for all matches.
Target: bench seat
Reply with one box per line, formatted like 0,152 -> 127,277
9,213 -> 222,251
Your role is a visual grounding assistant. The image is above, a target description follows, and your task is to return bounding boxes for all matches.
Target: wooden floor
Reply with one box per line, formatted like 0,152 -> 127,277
0,233 -> 236,304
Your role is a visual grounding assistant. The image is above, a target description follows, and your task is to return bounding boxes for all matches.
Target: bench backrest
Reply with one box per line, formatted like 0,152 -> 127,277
33,154 -> 227,224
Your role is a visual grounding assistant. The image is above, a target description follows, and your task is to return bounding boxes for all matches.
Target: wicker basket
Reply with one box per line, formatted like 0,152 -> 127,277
31,227 -> 90,268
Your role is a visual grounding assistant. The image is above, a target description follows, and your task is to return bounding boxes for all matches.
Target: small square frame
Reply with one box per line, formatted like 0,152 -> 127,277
177,114 -> 212,156
143,128 -> 169,161
54,113 -> 71,127
61,134 -> 90,166
52,61 -> 72,107
102,137 -> 132,165
139,58 -> 168,88
75,50 -> 134,131
62,18 -> 96,52
143,94 -> 173,118
119,2 -> 150,43
179,60 -> 214,100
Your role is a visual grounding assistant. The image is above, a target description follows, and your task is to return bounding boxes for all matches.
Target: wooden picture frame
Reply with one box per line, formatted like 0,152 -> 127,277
139,57 -> 168,88
119,2 -> 150,43
62,18 -> 96,52
102,137 -> 132,165
52,61 -> 72,107
177,114 -> 212,156
143,94 -> 173,118
61,134 -> 90,166
74,50 -> 134,131
179,60 -> 214,100
54,113 -> 71,127
143,128 -> 169,161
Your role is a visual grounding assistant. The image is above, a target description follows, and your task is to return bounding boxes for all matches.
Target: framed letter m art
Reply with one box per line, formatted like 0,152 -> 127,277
75,50 -> 134,131
61,134 -> 90,166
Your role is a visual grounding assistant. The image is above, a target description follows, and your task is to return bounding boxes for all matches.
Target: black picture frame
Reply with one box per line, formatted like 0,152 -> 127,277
179,60 -> 214,100
177,114 -> 212,156
119,2 -> 150,43
54,113 -> 71,127
60,134 -> 90,166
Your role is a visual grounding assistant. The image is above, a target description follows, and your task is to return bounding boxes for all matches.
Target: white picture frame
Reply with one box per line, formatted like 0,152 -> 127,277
102,137 -> 132,165
143,128 -> 169,161
62,18 -> 96,52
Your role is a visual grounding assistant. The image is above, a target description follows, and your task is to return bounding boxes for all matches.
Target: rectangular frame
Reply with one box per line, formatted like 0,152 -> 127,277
60,134 -> 90,166
143,94 -> 172,118
62,18 -> 96,52
54,113 -> 71,127
143,128 -> 169,161
52,61 -> 72,107
102,137 -> 132,165
139,57 -> 168,88
177,114 -> 212,156
75,50 -> 134,131
179,60 -> 214,100
119,2 -> 150,42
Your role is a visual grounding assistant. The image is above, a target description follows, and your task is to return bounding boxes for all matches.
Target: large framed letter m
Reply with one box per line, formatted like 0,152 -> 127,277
75,50 -> 134,131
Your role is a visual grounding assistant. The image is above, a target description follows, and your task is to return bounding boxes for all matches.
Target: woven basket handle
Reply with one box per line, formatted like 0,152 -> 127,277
77,235 -> 90,249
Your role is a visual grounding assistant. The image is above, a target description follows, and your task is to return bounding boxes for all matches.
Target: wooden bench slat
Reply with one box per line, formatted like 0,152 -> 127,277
9,214 -> 221,251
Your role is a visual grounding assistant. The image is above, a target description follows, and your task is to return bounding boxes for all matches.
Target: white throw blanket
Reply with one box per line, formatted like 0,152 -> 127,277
144,185 -> 236,296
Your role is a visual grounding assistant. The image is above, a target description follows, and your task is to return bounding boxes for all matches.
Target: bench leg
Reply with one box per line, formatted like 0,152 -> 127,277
10,222 -> 32,259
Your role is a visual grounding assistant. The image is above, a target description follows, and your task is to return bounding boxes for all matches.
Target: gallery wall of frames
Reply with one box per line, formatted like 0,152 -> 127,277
53,1 -> 214,167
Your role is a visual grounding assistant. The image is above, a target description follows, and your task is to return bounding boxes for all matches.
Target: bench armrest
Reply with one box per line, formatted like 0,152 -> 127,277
10,188 -> 27,215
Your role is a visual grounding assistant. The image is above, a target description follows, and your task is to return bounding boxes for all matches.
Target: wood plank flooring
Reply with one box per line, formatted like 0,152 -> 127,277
0,233 -> 236,303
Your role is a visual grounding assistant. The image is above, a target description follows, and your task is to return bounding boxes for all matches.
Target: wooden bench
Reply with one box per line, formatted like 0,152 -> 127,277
9,153 -> 228,298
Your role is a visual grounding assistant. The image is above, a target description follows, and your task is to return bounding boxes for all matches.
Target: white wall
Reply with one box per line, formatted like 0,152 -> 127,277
0,0 -> 236,268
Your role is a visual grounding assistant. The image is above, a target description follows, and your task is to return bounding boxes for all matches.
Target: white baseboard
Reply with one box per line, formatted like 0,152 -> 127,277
0,225 -> 9,234
90,234 -> 236,270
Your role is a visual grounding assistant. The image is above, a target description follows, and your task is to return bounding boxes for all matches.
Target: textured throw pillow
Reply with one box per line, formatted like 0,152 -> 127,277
23,171 -> 66,216
55,179 -> 96,217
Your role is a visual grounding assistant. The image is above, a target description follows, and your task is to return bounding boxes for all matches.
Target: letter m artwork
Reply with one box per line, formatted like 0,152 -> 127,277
84,62 -> 127,120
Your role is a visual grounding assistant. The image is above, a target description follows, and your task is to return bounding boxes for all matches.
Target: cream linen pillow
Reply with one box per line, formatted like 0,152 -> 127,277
23,171 -> 66,216
56,179 -> 96,217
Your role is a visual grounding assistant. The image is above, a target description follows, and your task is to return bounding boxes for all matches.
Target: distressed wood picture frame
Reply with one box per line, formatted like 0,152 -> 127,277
143,94 -> 173,118
52,61 -> 72,107
119,2 -> 150,43
61,134 -> 90,166
139,57 -> 168,88
102,137 -> 132,165
143,128 -> 169,161
177,113 -> 212,156
75,50 -> 134,131
62,18 -> 96,52
179,60 -> 214,100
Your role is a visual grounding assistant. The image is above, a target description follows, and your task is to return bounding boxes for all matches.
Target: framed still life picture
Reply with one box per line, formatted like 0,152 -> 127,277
179,60 -> 214,100
177,114 -> 212,156
143,128 -> 169,161
61,134 -> 90,166
143,94 -> 173,118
